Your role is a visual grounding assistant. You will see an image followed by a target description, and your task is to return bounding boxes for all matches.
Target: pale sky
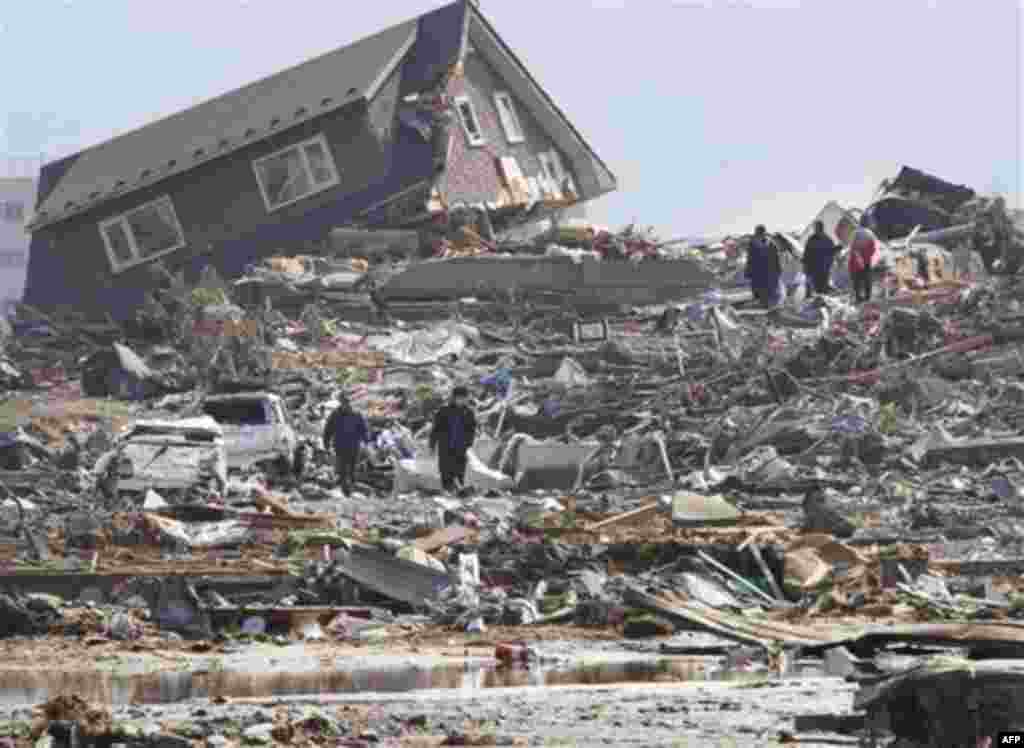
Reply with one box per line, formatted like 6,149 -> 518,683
1,0 -> 1021,240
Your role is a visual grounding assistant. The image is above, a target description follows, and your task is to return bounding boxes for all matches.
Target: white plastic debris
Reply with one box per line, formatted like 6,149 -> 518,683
143,489 -> 169,510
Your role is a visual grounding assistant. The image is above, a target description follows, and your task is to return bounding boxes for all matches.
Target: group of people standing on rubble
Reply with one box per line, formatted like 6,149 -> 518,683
323,385 -> 477,497
748,199 -> 1020,307
746,220 -> 881,306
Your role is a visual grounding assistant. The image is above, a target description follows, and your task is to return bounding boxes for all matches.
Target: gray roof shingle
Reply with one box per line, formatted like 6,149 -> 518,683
32,16 -> 419,227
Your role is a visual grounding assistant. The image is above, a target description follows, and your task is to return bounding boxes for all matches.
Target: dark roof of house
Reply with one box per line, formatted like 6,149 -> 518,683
31,16 -> 419,228
31,0 -> 617,232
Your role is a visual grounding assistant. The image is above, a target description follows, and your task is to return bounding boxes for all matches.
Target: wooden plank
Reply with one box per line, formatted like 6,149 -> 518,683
413,525 -> 469,552
587,502 -> 660,532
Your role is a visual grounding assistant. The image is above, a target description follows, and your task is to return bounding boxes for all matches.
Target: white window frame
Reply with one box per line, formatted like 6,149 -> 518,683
453,95 -> 486,147
537,152 -> 559,195
545,149 -> 577,196
493,91 -> 525,145
252,133 -> 340,213
98,195 -> 186,274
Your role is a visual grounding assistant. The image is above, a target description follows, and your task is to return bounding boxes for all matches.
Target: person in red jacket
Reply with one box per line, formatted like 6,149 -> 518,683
848,226 -> 879,302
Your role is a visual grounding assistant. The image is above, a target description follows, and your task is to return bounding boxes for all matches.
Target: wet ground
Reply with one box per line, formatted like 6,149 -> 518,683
0,638 -> 854,747
0,677 -> 859,747
0,655 -> 827,705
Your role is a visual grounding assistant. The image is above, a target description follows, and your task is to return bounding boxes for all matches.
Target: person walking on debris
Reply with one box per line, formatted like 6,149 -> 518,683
746,225 -> 783,307
847,225 -> 880,303
322,396 -> 370,496
429,385 -> 477,494
803,220 -> 840,296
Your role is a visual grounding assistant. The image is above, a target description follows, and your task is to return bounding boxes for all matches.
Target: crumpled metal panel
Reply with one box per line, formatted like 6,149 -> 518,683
333,545 -> 450,608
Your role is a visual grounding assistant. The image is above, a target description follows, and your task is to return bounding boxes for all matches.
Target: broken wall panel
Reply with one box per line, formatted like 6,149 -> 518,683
465,10 -> 615,200
441,43 -> 576,207
332,546 -> 450,608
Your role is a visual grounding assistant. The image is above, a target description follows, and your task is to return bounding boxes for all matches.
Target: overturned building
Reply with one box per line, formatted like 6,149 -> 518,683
23,1 -> 617,321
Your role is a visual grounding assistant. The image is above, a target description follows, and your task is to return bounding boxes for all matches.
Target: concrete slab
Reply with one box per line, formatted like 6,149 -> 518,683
379,256 -> 716,305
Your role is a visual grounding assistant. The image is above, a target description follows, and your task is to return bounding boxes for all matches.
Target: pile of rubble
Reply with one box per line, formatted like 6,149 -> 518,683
2,166 -> 1024,747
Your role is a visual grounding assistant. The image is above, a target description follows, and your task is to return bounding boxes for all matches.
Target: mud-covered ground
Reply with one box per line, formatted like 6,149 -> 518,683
0,675 -> 857,747
0,633 -> 859,747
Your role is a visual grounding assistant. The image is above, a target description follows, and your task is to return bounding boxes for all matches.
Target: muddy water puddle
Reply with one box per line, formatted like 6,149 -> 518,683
0,659 -> 826,705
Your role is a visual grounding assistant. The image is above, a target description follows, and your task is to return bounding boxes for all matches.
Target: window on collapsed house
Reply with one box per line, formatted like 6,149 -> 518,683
252,133 -> 340,212
493,92 -> 524,144
537,152 -> 559,195
541,149 -> 577,197
99,195 -> 186,272
454,96 -> 485,147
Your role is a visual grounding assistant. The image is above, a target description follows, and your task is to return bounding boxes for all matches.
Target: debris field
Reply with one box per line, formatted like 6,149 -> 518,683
2,165 -> 1024,748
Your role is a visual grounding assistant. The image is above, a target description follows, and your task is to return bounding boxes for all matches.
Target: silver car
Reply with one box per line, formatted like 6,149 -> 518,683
95,416 -> 228,499
198,392 -> 302,475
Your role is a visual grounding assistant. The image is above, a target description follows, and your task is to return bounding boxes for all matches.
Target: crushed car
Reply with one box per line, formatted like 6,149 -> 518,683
94,416 -> 228,500
196,391 -> 305,476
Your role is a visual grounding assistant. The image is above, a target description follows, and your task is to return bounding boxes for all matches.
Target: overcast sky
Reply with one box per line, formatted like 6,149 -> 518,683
1,0 -> 1021,239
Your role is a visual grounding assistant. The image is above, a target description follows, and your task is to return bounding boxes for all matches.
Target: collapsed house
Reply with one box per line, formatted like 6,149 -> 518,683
865,166 -> 978,241
22,0 -> 619,321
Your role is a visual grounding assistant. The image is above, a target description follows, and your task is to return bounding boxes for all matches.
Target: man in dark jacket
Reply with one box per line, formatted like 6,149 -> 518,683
429,386 -> 477,493
746,225 -> 783,307
803,220 -> 840,295
323,397 -> 370,496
